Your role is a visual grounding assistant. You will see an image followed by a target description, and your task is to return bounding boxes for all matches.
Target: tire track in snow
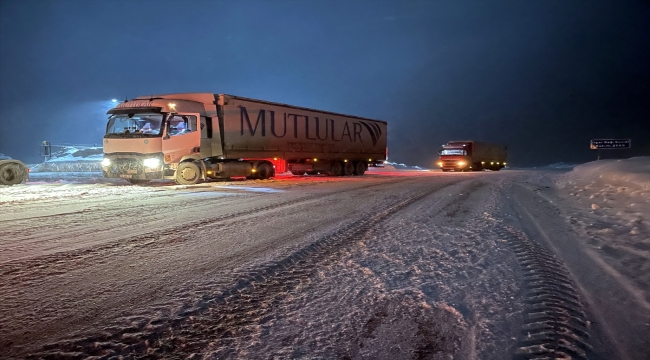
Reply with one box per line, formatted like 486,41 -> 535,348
26,181 -> 455,358
493,225 -> 592,360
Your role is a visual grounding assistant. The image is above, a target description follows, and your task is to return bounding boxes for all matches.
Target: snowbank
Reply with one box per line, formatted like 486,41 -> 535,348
30,146 -> 103,172
544,162 -> 577,169
556,157 -> 650,301
556,156 -> 650,233
571,156 -> 649,190
46,147 -> 104,162
384,161 -> 428,170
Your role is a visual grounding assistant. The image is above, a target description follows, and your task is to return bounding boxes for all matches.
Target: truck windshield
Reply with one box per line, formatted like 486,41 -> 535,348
105,113 -> 164,138
441,149 -> 466,155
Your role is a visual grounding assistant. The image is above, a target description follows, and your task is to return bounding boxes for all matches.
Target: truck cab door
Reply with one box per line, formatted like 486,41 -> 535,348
162,113 -> 201,164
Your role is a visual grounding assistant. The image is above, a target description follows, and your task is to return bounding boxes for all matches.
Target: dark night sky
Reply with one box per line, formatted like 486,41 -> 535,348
1,0 -> 649,167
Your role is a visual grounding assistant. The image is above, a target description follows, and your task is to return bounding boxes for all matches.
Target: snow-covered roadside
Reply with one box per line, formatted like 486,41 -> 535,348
555,157 -> 650,301
27,146 -> 102,172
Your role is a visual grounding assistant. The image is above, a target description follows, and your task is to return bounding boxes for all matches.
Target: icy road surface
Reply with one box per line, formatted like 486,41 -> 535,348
1,169 -> 649,359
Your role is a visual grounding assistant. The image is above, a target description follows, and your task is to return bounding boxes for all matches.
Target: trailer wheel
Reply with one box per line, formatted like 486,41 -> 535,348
327,161 -> 343,176
175,161 -> 201,185
257,162 -> 274,180
0,162 -> 27,186
343,161 -> 354,176
353,161 -> 366,176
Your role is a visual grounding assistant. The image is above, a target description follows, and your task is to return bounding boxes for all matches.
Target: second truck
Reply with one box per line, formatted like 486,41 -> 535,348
437,140 -> 507,172
102,93 -> 387,184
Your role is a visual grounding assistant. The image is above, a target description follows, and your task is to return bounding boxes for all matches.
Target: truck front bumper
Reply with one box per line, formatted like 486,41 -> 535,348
439,159 -> 469,171
102,156 -> 164,180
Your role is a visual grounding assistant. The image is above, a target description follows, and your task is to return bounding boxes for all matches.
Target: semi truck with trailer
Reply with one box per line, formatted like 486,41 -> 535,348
437,140 -> 507,172
102,93 -> 387,184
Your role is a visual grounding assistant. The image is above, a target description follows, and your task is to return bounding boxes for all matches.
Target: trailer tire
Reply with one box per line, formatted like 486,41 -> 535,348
0,162 -> 26,185
175,161 -> 201,185
257,162 -> 274,180
353,161 -> 366,175
327,161 -> 343,176
343,161 -> 354,176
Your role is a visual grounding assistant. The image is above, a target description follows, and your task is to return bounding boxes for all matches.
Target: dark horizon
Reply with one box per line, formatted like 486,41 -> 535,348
1,0 -> 649,167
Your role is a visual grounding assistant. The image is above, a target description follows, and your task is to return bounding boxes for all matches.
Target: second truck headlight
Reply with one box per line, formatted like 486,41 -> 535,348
143,158 -> 160,168
457,161 -> 466,167
102,158 -> 111,167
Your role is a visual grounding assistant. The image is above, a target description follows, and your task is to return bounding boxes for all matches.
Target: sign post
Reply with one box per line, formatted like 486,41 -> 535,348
589,139 -> 631,160
41,141 -> 52,162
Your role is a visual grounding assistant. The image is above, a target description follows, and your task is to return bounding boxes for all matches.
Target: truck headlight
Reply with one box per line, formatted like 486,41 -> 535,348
457,161 -> 466,166
102,158 -> 111,166
437,162 -> 443,167
143,158 -> 160,168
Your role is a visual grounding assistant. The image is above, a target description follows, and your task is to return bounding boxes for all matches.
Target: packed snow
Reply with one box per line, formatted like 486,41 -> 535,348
1,163 -> 649,358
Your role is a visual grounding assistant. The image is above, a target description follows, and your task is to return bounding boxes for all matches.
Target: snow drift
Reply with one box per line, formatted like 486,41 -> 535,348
556,156 -> 650,305
557,156 -> 649,224
569,156 -> 650,190
30,146 -> 102,172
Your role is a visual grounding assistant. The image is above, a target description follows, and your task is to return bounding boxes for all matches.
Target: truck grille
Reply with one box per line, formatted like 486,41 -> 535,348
441,160 -> 459,167
111,158 -> 144,174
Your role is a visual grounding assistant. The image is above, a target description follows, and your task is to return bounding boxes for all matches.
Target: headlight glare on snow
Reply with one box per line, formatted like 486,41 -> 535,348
101,158 -> 111,166
143,158 -> 160,168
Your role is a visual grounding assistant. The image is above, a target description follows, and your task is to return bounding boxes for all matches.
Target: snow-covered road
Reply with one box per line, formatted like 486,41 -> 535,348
1,168 -> 648,359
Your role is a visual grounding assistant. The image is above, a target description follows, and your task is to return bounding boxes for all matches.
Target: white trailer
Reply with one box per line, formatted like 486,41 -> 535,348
102,93 -> 387,184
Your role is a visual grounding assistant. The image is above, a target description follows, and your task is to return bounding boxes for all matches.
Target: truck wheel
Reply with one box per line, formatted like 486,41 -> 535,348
327,161 -> 343,176
175,162 -> 201,185
127,179 -> 150,185
0,162 -> 25,185
353,161 -> 366,175
257,162 -> 274,180
343,161 -> 354,176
